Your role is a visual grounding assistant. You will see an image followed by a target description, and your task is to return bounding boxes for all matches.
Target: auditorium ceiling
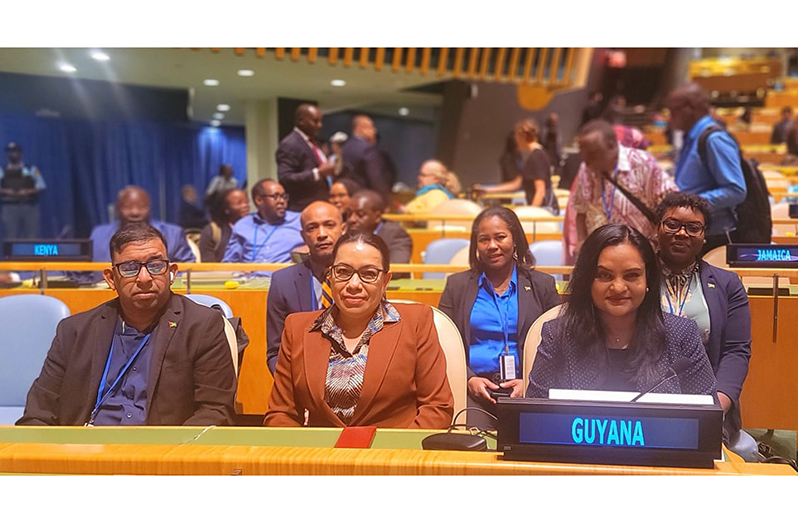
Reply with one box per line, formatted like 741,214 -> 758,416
0,48 -> 443,125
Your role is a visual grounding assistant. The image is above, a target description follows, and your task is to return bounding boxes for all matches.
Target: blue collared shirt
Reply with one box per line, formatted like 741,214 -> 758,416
92,318 -> 155,426
90,219 -> 196,263
468,265 -> 520,377
222,211 -> 303,264
674,115 -> 747,236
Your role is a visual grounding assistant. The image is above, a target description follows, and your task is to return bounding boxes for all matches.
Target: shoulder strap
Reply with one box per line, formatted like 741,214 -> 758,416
600,171 -> 658,225
210,221 -> 222,245
697,124 -> 726,167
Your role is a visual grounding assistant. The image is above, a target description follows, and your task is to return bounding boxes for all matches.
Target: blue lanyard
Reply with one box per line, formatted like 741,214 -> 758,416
251,224 -> 278,262
600,166 -> 619,219
87,332 -> 151,425
664,274 -> 694,316
489,281 -> 512,355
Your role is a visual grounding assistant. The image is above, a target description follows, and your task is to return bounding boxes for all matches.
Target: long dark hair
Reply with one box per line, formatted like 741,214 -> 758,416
468,206 -> 535,272
560,223 -> 665,386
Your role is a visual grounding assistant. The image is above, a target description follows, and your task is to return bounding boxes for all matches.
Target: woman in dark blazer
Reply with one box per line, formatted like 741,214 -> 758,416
654,192 -> 755,460
439,206 -> 560,428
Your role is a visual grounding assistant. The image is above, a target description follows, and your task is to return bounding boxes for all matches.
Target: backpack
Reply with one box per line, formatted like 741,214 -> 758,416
697,125 -> 772,243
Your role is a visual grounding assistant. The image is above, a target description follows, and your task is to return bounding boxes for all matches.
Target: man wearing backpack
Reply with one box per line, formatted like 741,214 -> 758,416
666,83 -> 747,252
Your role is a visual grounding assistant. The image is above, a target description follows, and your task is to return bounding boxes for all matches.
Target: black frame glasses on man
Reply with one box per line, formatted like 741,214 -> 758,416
263,192 -> 289,202
329,263 -> 385,284
661,218 -> 705,236
113,259 -> 171,278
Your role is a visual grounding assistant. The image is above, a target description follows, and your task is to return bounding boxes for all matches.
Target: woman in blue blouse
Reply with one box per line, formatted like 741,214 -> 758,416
438,206 -> 560,429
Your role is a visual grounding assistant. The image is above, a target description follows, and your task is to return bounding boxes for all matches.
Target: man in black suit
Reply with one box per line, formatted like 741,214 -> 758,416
771,106 -> 793,144
276,103 -> 336,212
347,190 -> 411,277
266,201 -> 346,374
17,222 -> 236,426
341,114 -> 391,198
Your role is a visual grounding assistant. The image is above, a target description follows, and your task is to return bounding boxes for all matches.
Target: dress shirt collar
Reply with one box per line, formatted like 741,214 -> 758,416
478,263 -> 518,295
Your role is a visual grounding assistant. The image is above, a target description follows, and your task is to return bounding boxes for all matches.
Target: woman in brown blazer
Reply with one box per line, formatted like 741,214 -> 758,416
264,231 -> 453,428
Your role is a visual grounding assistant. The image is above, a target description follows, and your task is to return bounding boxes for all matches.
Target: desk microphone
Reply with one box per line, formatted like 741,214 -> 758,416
630,357 -> 691,403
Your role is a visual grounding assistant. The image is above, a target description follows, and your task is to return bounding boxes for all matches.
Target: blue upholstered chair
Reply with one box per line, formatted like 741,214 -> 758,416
183,294 -> 234,318
530,240 -> 564,281
0,295 -> 70,425
422,238 -> 471,280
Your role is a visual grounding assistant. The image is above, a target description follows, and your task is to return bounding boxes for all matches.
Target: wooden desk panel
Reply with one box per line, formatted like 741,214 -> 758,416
0,426 -> 792,476
740,296 -> 798,430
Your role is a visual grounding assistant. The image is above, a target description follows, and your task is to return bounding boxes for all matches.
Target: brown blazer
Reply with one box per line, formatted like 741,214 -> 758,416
264,302 -> 454,429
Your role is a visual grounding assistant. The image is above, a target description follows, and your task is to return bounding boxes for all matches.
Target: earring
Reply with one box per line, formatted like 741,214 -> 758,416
646,287 -> 650,292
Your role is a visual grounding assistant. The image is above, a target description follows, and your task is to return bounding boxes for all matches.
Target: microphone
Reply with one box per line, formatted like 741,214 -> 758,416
630,357 -> 692,402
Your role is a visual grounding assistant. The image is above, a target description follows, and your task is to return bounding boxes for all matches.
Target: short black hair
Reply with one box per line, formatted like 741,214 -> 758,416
109,222 -> 168,261
468,206 -> 535,272
578,119 -> 617,146
251,178 -> 273,202
653,192 -> 713,232
332,231 -> 391,270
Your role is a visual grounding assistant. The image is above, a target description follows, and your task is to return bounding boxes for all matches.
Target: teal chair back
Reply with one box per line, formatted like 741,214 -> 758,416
0,295 -> 70,424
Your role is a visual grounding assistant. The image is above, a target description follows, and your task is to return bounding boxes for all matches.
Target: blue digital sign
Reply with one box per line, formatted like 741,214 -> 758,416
519,412 -> 699,450
12,243 -> 81,257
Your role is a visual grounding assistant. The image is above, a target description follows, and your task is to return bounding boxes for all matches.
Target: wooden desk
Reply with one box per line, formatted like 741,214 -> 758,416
0,426 -> 792,476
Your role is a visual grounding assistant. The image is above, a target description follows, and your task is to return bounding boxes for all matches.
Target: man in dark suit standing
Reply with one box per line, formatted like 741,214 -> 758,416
266,201 -> 346,374
18,222 -> 236,426
341,114 -> 391,198
276,103 -> 336,212
347,190 -> 411,278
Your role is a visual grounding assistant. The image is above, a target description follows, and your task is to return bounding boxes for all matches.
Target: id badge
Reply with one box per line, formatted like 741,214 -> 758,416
499,353 -> 516,382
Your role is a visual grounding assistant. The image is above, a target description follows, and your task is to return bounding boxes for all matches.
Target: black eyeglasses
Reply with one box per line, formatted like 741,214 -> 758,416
329,263 -> 384,284
263,193 -> 289,202
661,218 -> 705,236
113,259 -> 170,278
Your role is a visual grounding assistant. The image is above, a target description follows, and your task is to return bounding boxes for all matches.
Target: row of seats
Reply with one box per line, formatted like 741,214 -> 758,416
0,289 -> 564,427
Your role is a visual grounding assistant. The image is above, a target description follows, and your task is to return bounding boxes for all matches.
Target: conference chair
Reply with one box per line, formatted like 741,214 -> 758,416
390,300 -> 468,423
771,202 -> 796,236
186,233 -> 201,263
183,294 -> 239,376
513,206 -> 559,237
530,240 -> 564,281
0,295 -> 70,425
422,238 -> 470,279
449,245 -> 469,267
428,199 -> 482,232
522,304 -> 563,391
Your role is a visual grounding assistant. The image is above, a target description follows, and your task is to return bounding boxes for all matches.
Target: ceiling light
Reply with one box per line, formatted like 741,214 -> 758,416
330,79 -> 346,87
203,79 -> 220,87
238,69 -> 254,77
398,107 -> 410,116
91,51 -> 110,62
213,113 -> 225,120
216,104 -> 230,112
210,120 -> 221,127
59,63 -> 77,73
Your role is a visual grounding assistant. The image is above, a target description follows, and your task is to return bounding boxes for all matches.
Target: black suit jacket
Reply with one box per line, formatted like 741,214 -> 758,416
438,267 -> 561,379
17,294 -> 237,426
276,129 -> 329,212
376,219 -> 412,265
266,260 -> 319,375
341,136 -> 391,197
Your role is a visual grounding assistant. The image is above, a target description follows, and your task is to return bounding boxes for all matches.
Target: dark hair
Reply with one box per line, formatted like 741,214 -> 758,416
331,178 -> 360,198
331,231 -> 391,271
109,222 -> 168,260
206,188 -> 235,224
251,179 -> 273,201
350,189 -> 385,211
653,192 -> 713,233
560,223 -> 665,387
468,206 -> 535,272
578,119 -> 617,146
